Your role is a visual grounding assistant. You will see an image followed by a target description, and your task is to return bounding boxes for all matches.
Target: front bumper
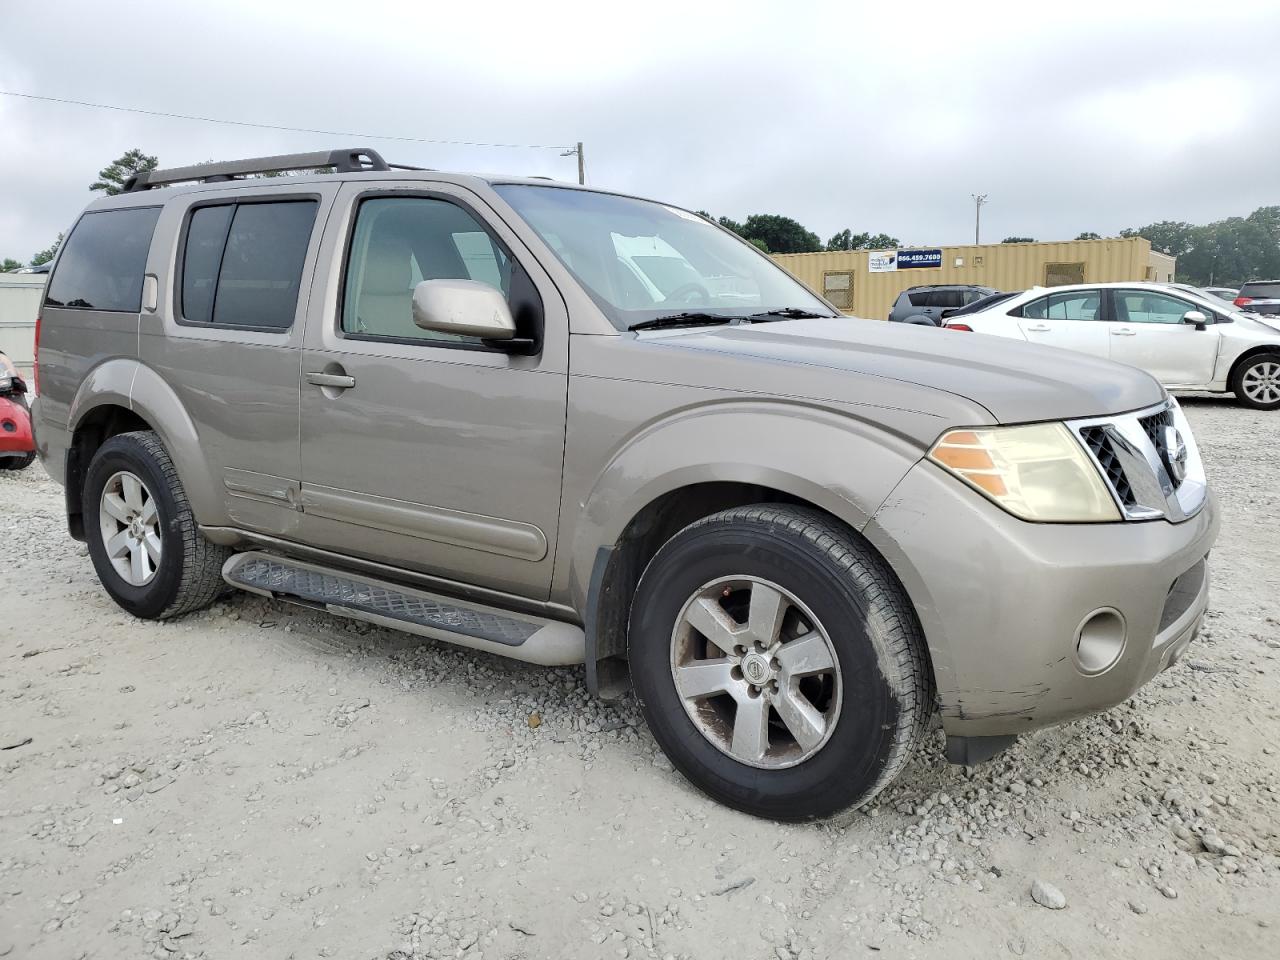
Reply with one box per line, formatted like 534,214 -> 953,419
865,459 -> 1219,738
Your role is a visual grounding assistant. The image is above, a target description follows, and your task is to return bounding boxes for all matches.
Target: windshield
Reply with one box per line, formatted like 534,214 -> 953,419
493,184 -> 836,330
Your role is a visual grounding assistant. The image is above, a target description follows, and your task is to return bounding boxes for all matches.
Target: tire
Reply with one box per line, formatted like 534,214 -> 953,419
1231,352 -> 1280,410
0,452 -> 35,471
83,430 -> 230,619
629,504 -> 933,821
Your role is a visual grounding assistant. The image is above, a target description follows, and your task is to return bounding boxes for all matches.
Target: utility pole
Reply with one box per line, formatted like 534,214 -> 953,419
561,142 -> 585,184
971,193 -> 989,245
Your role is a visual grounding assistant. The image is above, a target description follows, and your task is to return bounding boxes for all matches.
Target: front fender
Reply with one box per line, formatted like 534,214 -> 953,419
567,399 -> 925,606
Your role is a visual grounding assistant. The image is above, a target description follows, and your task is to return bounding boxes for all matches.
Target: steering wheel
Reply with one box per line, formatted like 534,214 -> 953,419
664,282 -> 711,305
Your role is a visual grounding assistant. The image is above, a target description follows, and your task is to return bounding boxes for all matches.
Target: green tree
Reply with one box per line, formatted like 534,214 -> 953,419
737,214 -> 821,254
31,234 -> 63,267
1,257 -> 23,272
717,215 -> 745,236
1177,217 -> 1280,287
825,230 -> 901,252
1118,221 -> 1196,257
90,148 -> 159,195
1002,236 -> 1035,243
1075,231 -> 1102,240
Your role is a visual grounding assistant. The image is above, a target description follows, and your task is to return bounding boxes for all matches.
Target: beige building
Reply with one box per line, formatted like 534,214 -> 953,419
774,237 -> 1176,321
0,273 -> 44,375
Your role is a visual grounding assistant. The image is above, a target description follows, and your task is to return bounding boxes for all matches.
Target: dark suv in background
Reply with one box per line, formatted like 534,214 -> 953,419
888,284 -> 998,325
1234,280 -> 1280,316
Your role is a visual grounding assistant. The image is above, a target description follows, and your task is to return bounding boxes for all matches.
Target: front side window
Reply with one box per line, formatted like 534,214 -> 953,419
341,197 -> 513,344
180,199 -> 317,329
1115,290 -> 1194,324
46,207 -> 161,312
493,185 -> 834,330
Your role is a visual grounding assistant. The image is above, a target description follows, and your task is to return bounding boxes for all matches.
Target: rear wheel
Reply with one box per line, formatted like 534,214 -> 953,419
83,430 -> 230,619
629,504 -> 932,821
1231,353 -> 1280,410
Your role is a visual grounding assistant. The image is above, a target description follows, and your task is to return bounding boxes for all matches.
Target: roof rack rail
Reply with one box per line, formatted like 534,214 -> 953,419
122,147 -> 412,192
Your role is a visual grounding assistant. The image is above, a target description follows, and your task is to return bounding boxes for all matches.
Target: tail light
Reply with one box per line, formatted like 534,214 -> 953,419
1234,297 -> 1253,307
32,314 -> 41,395
944,323 -> 974,332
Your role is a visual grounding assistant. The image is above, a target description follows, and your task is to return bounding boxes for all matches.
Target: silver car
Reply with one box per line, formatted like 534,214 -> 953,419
33,148 -> 1218,820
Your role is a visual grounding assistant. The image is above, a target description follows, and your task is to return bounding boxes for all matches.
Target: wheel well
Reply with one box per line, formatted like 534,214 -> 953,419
65,405 -> 152,540
585,482 -> 812,698
1228,346 -> 1280,386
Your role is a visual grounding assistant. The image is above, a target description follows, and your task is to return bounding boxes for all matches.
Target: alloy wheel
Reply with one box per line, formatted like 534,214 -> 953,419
98,471 -> 162,586
1242,361 -> 1280,405
669,576 -> 842,769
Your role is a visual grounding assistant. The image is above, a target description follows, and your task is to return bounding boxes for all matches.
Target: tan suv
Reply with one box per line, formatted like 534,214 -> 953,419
33,148 -> 1218,820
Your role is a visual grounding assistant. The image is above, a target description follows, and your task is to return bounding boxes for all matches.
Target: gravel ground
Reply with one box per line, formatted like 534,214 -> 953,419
1,395 -> 1277,960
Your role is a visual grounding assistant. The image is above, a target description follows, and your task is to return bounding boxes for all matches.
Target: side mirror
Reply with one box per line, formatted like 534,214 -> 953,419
1182,310 -> 1208,331
412,278 -> 517,340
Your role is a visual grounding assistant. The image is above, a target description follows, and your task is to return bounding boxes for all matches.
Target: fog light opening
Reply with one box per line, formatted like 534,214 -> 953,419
1075,608 -> 1126,675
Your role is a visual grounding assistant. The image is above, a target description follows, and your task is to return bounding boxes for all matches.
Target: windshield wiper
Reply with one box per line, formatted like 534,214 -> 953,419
744,307 -> 833,322
628,313 -> 737,332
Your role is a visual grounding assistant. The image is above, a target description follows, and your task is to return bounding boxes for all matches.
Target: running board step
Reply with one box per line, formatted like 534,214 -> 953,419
222,551 -> 584,666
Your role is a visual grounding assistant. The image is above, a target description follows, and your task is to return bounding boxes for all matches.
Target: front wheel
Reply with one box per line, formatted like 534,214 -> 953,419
629,505 -> 933,821
1231,353 -> 1280,410
83,430 -> 230,619
0,452 -> 35,471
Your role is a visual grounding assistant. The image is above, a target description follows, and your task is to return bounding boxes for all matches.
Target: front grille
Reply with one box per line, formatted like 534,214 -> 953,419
1139,407 -> 1178,486
1080,426 -> 1136,507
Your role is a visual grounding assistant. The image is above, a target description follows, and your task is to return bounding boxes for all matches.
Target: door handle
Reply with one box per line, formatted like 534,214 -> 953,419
1110,328 -> 1136,336
306,371 -> 356,389
1025,324 -> 1051,332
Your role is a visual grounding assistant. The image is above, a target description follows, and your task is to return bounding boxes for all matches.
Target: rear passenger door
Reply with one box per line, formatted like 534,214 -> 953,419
295,182 -> 569,600
1015,289 -> 1110,358
141,186 -> 337,537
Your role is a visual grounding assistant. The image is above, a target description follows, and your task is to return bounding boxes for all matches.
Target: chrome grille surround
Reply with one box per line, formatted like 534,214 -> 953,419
1068,398 -> 1207,522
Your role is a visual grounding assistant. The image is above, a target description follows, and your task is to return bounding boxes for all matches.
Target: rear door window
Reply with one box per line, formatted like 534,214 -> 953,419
180,199 -> 318,329
45,207 -> 161,311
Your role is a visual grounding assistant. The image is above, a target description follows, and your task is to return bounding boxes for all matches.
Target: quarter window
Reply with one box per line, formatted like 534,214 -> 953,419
1115,290 -> 1195,324
180,200 -> 318,329
46,207 -> 161,312
341,197 -> 513,344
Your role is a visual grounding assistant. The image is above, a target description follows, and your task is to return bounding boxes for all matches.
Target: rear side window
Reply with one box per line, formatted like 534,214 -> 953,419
907,291 -> 932,307
46,207 -> 161,311
180,200 -> 318,329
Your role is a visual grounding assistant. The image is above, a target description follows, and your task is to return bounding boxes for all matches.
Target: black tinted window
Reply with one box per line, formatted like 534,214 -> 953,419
46,207 -> 161,311
1240,282 -> 1280,299
212,202 -> 317,329
181,205 -> 235,324
930,290 -> 965,309
907,291 -> 931,307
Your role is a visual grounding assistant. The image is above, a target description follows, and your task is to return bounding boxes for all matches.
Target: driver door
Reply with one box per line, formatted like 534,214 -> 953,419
1106,289 -> 1220,386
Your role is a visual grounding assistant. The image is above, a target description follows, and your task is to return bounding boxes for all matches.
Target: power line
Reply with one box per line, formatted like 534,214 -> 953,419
0,90 -> 573,151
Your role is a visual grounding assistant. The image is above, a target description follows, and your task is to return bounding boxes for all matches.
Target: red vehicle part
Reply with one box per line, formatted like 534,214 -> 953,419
0,394 -> 34,455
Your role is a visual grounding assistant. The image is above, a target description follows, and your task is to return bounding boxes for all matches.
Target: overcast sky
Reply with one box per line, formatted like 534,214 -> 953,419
2,0 -> 1278,260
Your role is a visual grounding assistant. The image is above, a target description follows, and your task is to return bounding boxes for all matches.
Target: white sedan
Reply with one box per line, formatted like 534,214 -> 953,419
943,282 -> 1280,409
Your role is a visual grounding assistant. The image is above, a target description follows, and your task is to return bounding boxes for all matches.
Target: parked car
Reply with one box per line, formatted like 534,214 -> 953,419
1167,282 -> 1237,306
945,281 -> 1280,409
887,284 -> 997,325
1234,280 -> 1280,316
0,350 -> 35,471
34,148 -> 1217,820
939,290 -> 1017,323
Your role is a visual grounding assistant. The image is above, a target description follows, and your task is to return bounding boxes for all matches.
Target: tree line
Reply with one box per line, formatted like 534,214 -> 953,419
6,150 -> 1277,290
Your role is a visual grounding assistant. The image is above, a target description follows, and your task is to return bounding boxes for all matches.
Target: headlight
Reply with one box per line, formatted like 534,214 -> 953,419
929,423 -> 1120,522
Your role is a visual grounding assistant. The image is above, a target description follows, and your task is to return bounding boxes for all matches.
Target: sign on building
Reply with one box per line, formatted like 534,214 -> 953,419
867,248 -> 943,272
896,249 -> 943,269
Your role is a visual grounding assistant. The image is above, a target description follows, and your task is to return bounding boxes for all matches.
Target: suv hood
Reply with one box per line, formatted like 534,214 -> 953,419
649,318 -> 1165,423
